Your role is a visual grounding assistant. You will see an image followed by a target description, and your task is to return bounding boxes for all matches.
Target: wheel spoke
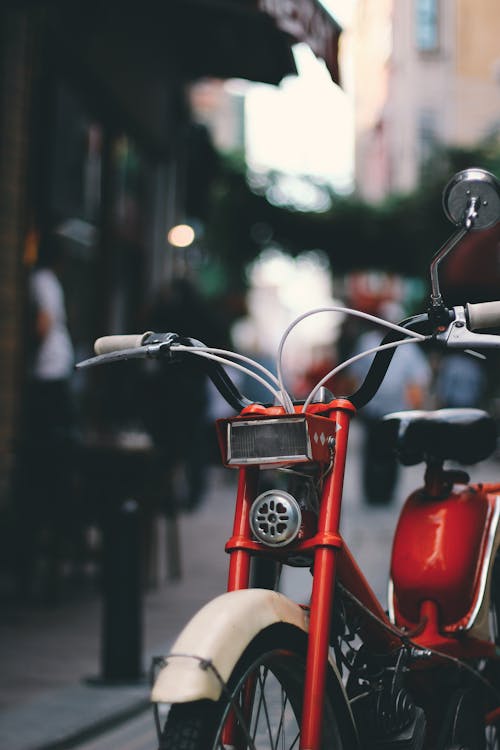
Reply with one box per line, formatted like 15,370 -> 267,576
252,666 -> 296,750
274,686 -> 286,749
251,667 -> 268,742
257,667 -> 277,748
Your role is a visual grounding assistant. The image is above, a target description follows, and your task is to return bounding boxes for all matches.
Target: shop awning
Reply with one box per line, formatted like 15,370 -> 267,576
173,0 -> 342,86
16,0 -> 341,85
41,0 -> 342,154
256,0 -> 341,84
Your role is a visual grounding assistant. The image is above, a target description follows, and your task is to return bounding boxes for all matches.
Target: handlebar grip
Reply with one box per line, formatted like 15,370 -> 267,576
466,301 -> 500,331
94,332 -> 151,355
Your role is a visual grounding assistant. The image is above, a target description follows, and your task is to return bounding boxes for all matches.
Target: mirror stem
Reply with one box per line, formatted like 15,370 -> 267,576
429,226 -> 468,310
430,192 -> 480,315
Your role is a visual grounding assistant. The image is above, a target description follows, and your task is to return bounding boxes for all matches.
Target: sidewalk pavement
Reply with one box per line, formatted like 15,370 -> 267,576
0,467 -> 239,750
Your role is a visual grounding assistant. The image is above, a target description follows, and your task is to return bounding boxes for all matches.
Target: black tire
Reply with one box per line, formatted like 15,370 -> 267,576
434,553 -> 500,750
485,553 -> 500,749
447,552 -> 500,750
159,623 -> 353,749
362,420 -> 397,506
490,553 -> 500,651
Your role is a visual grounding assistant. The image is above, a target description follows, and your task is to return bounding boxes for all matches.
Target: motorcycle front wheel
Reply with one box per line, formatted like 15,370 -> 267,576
158,623 -> 352,750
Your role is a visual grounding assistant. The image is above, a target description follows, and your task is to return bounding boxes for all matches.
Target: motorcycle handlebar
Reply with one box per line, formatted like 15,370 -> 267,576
94,333 -> 153,354
89,331 -> 252,413
466,300 -> 500,331
84,300 -> 500,414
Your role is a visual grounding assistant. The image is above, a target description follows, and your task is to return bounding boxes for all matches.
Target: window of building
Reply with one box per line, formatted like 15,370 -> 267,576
418,109 -> 438,172
415,0 -> 439,52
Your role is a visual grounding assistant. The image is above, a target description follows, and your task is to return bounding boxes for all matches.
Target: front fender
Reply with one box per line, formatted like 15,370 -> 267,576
151,588 -> 309,703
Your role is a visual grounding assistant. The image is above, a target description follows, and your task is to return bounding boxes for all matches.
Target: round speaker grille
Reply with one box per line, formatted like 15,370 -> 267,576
249,490 -> 302,547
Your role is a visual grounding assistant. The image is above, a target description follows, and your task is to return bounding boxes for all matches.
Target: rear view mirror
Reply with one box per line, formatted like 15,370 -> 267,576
430,168 -> 500,313
442,168 -> 500,231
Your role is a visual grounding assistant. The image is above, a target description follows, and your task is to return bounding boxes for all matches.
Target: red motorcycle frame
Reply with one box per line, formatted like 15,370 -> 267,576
217,398 -> 500,748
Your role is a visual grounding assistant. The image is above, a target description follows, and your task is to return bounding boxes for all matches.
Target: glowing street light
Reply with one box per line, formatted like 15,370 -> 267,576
168,224 -> 195,248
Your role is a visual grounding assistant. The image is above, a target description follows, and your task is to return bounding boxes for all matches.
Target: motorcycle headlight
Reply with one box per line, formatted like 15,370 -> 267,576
227,417 -> 311,465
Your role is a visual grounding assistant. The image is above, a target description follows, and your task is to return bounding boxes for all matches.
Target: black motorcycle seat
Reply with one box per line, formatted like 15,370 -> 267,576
379,408 -> 497,466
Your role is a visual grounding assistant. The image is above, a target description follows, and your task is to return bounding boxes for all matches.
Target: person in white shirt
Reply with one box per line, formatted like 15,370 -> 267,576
15,233 -> 75,601
30,265 -> 74,382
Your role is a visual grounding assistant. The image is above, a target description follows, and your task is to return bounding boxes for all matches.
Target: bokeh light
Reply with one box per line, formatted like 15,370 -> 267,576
168,224 -> 195,247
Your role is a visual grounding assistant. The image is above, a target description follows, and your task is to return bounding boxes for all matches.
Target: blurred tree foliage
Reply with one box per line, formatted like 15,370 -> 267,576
204,137 -> 500,291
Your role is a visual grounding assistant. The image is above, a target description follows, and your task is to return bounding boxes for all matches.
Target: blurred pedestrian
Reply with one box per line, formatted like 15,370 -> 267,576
435,351 -> 486,409
142,278 -> 227,512
349,303 -> 431,505
14,232 -> 76,601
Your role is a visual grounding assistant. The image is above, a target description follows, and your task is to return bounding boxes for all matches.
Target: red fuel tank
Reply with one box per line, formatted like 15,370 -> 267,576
390,485 -> 491,629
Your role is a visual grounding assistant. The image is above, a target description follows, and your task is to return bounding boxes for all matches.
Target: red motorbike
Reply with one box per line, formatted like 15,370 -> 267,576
79,168 -> 500,749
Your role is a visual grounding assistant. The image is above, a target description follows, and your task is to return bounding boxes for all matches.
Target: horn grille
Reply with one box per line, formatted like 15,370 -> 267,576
249,490 -> 302,547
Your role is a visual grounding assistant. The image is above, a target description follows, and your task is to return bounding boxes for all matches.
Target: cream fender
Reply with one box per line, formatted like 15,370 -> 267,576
151,588 -> 360,747
151,588 -> 309,703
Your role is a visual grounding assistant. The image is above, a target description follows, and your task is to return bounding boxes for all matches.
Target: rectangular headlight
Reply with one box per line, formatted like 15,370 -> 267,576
227,417 -> 311,465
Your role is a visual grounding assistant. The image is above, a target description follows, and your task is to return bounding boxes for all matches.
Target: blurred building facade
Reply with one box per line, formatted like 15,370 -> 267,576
0,1 -> 341,511
353,0 -> 500,201
189,79 -> 247,156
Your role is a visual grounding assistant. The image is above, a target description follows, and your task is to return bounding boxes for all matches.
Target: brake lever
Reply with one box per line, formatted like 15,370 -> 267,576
76,342 -> 166,369
436,306 -> 500,349
464,349 -> 487,360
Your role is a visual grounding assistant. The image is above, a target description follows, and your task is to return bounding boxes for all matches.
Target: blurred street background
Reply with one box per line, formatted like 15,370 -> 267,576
2,1 -> 500,748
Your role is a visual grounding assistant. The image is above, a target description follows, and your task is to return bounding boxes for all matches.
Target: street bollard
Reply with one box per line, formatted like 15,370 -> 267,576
100,496 -> 143,683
